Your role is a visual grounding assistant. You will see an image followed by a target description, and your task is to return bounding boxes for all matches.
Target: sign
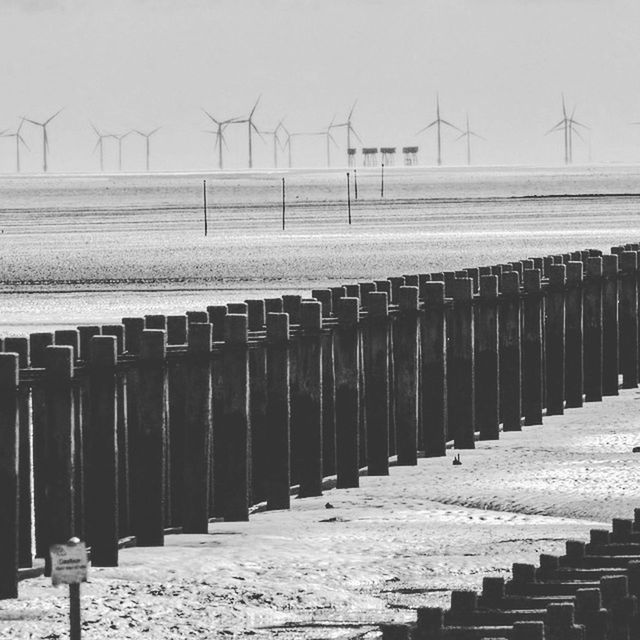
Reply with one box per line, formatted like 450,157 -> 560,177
50,538 -> 88,586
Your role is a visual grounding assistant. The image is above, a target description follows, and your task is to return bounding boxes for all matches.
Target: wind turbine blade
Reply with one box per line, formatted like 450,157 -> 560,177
18,135 -> 30,151
328,131 -> 338,147
416,121 -> 438,134
250,95 -> 261,117
470,132 -> 486,141
351,126 -> 363,144
91,122 -> 101,136
202,109 -> 219,124
328,114 -> 336,129
45,107 -> 64,125
571,119 -> 589,130
440,119 -> 461,132
545,121 -> 565,135
149,127 -> 161,136
562,93 -> 567,118
23,118 -> 41,126
455,132 -> 467,141
93,139 -> 101,153
571,126 -> 585,143
348,100 -> 358,120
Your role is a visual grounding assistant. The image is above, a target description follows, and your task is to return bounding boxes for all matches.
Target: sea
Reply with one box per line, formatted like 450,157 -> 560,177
2,164 -> 640,335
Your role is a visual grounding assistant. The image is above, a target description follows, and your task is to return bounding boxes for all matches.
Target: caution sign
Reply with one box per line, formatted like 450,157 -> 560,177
50,539 -> 88,586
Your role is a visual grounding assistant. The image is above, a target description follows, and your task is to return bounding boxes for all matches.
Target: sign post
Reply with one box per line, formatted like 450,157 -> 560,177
50,537 -> 88,640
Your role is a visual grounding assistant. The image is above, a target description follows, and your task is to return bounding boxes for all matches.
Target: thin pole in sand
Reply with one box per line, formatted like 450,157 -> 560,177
380,162 -> 385,198
346,172 -> 352,225
354,168 -> 358,200
281,177 -> 286,231
203,180 -> 208,237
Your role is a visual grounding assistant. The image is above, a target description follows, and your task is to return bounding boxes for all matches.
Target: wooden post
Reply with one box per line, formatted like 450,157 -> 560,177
221,314 -> 250,521
522,269 -> 544,426
583,257 -> 603,402
44,346 -> 75,572
103,325 -> 129,538
86,336 -> 118,566
545,264 -> 566,415
335,297 -> 360,488
183,323 -> 212,533
77,326 -> 101,362
54,330 -> 83,541
565,262 -> 584,408
167,316 -> 187,527
449,279 -> 475,448
602,254 -> 619,396
476,275 -> 500,440
187,310 -> 209,324
619,251 -> 638,388
247,300 -> 268,504
3,338 -> 31,569
30,332 -> 53,560
420,283 -> 448,456
297,301 -> 323,498
346,171 -> 351,225
395,287 -> 419,465
132,330 -> 166,546
226,303 -> 247,316
500,271 -> 522,431
388,276 -> 405,304
282,294 -> 302,325
265,313 -> 290,510
330,286 -> 347,311
145,314 -> 166,330
312,290 -> 337,477
0,353 -> 19,599
365,292 -> 390,475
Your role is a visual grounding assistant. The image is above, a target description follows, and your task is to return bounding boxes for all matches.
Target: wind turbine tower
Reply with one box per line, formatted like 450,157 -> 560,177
203,110 -> 238,170
259,119 -> 285,168
416,95 -> 460,166
547,95 -> 588,164
325,116 -> 338,167
135,127 -> 161,171
2,119 -> 29,173
456,114 -> 485,165
23,108 -> 63,173
232,97 -> 262,168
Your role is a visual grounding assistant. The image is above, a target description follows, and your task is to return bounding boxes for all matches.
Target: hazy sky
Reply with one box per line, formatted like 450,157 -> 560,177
2,0 -> 640,172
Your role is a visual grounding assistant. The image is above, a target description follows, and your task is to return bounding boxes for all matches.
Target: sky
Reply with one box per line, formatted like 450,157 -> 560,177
1,0 -> 640,172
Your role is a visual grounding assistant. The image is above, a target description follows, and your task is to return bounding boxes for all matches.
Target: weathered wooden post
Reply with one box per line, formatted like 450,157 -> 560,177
86,336 -> 118,566
247,300 -> 268,505
208,305 -> 226,518
265,313 -> 291,510
476,275 -> 500,439
54,331 -> 84,541
565,262 -> 584,408
500,271 -> 522,431
30,333 -> 53,561
183,323 -> 212,533
449,278 -> 476,448
619,251 -> 638,388
44,346 -> 76,574
583,257 -> 603,402
602,254 -> 619,396
334,297 -> 361,488
545,264 -> 566,415
420,282 -> 448,456
312,289 -> 337,478
395,287 -> 419,465
296,301 -> 324,498
132,330 -> 166,546
522,269 -> 544,425
4,338 -> 32,569
167,315 -> 187,527
78,326 -> 101,362
221,314 -> 250,521
365,292 -> 390,474
0,353 -> 19,599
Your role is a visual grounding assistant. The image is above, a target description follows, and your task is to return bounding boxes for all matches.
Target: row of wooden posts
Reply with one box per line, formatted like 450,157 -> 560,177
1,242 -> 640,600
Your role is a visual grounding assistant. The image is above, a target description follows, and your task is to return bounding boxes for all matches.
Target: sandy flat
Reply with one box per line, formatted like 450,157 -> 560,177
2,388 -> 638,639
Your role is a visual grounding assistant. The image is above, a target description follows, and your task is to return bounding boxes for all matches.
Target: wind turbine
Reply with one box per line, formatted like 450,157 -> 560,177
23,108 -> 63,173
202,111 -> 238,170
2,119 -> 29,173
260,119 -> 285,168
456,114 -> 485,165
113,131 -> 132,171
134,127 -> 161,171
231,97 -> 262,168
547,95 -> 588,164
325,116 -> 339,167
332,102 -> 362,163
91,123 -> 113,172
416,95 -> 460,166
